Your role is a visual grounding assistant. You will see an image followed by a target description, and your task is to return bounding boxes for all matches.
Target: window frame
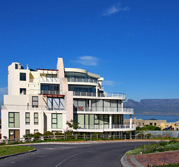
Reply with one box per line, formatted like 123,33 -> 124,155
34,112 -> 39,125
32,96 -> 38,108
25,112 -> 30,125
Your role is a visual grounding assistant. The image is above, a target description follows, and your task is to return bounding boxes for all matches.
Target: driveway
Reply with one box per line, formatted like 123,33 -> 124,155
0,142 -> 151,167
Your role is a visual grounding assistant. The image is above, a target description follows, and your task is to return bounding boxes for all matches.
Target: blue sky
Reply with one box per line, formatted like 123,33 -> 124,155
1,0 -> 179,105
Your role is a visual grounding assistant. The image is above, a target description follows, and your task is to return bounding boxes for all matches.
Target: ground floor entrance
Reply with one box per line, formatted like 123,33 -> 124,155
9,129 -> 20,140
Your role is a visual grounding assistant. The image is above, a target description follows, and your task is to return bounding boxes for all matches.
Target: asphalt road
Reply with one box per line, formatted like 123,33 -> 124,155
0,141 -> 152,167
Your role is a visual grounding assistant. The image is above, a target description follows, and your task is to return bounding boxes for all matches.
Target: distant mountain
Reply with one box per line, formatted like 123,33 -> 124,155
124,99 -> 179,115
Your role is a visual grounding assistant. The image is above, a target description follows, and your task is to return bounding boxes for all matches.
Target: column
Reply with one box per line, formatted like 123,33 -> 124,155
130,114 -> 132,128
96,86 -> 98,97
109,115 -> 112,129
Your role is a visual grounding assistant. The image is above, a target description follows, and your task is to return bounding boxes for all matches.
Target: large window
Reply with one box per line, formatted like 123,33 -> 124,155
20,73 -> 26,81
51,113 -> 62,129
9,112 -> 20,128
47,98 -> 64,110
34,113 -> 38,125
32,96 -> 38,108
25,112 -> 30,125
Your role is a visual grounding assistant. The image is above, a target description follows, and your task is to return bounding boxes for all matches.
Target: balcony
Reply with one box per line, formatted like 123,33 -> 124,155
75,107 -> 134,114
67,77 -> 97,83
29,78 -> 59,83
73,92 -> 96,97
1,105 -> 65,111
74,124 -> 136,132
40,90 -> 62,95
73,91 -> 126,99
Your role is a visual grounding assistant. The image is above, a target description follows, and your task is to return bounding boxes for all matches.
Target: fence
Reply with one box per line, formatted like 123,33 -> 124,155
1,132 -> 178,145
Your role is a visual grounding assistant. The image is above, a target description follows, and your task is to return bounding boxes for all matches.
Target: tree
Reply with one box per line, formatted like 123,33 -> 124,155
66,119 -> 80,130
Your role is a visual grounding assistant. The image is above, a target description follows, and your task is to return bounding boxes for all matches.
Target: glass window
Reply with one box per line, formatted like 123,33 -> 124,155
20,88 -> 26,95
32,96 -> 38,108
25,129 -> 30,135
15,64 -> 18,69
9,112 -> 20,128
20,73 -> 26,81
51,113 -> 62,129
25,112 -> 30,125
34,113 -> 38,125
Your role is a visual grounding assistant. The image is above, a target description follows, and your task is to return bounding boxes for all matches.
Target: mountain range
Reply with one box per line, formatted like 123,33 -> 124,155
124,99 -> 179,115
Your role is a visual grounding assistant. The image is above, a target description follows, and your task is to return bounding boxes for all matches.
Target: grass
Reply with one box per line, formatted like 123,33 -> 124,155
126,140 -> 179,155
0,146 -> 34,157
153,164 -> 179,167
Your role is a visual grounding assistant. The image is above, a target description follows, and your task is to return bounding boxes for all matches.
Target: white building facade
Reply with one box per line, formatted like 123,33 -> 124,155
1,58 -> 135,139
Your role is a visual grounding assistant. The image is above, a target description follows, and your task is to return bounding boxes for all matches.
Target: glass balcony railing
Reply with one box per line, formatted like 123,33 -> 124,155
73,92 -> 96,97
73,91 -> 126,98
74,107 -> 134,113
67,77 -> 97,83
40,90 -> 62,95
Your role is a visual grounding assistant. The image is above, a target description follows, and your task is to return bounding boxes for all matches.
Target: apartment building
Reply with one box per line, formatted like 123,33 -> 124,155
1,58 -> 135,139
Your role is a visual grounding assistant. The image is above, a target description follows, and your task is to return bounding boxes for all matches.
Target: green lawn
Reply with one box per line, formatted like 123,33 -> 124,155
153,164 -> 179,167
0,146 -> 35,157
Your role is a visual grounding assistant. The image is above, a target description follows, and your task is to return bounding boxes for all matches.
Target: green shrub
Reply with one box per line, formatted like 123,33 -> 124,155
34,132 -> 42,139
43,131 -> 53,137
54,132 -> 63,135
126,141 -> 179,155
23,134 -> 34,138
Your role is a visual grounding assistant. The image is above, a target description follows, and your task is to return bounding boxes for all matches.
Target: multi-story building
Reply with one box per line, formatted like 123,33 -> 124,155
1,58 -> 135,139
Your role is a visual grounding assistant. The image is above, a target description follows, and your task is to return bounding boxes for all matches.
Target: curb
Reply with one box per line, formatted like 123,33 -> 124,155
0,149 -> 37,160
121,154 -> 133,167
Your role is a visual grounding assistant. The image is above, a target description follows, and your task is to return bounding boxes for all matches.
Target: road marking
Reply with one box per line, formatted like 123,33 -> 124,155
54,153 -> 81,167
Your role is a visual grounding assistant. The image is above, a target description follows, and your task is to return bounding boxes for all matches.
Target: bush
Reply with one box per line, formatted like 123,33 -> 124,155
43,131 -> 53,137
34,132 -> 42,139
23,134 -> 34,138
54,132 -> 63,135
126,140 -> 179,155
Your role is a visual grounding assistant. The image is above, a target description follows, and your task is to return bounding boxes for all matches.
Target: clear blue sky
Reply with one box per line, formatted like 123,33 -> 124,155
1,0 -> 179,105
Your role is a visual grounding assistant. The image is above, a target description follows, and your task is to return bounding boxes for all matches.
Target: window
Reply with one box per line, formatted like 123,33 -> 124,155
51,113 -> 62,129
25,129 -> 30,135
15,64 -> 18,69
25,112 -> 30,125
94,115 -> 99,125
47,97 -> 64,110
20,88 -> 26,95
20,73 -> 26,81
34,113 -> 38,125
32,96 -> 38,108
9,112 -> 20,128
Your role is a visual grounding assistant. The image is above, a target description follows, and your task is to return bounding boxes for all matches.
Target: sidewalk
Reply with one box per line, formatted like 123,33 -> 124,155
122,150 -> 179,167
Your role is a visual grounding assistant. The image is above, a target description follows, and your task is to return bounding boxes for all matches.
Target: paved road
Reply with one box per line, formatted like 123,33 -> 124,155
0,142 -> 151,167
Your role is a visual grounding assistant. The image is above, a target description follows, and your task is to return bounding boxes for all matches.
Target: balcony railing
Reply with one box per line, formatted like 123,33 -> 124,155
1,105 -> 64,111
29,78 -> 59,83
73,92 -> 96,97
78,124 -> 136,130
73,91 -> 126,98
40,90 -> 62,95
67,77 -> 97,83
103,93 -> 126,99
75,107 -> 134,113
